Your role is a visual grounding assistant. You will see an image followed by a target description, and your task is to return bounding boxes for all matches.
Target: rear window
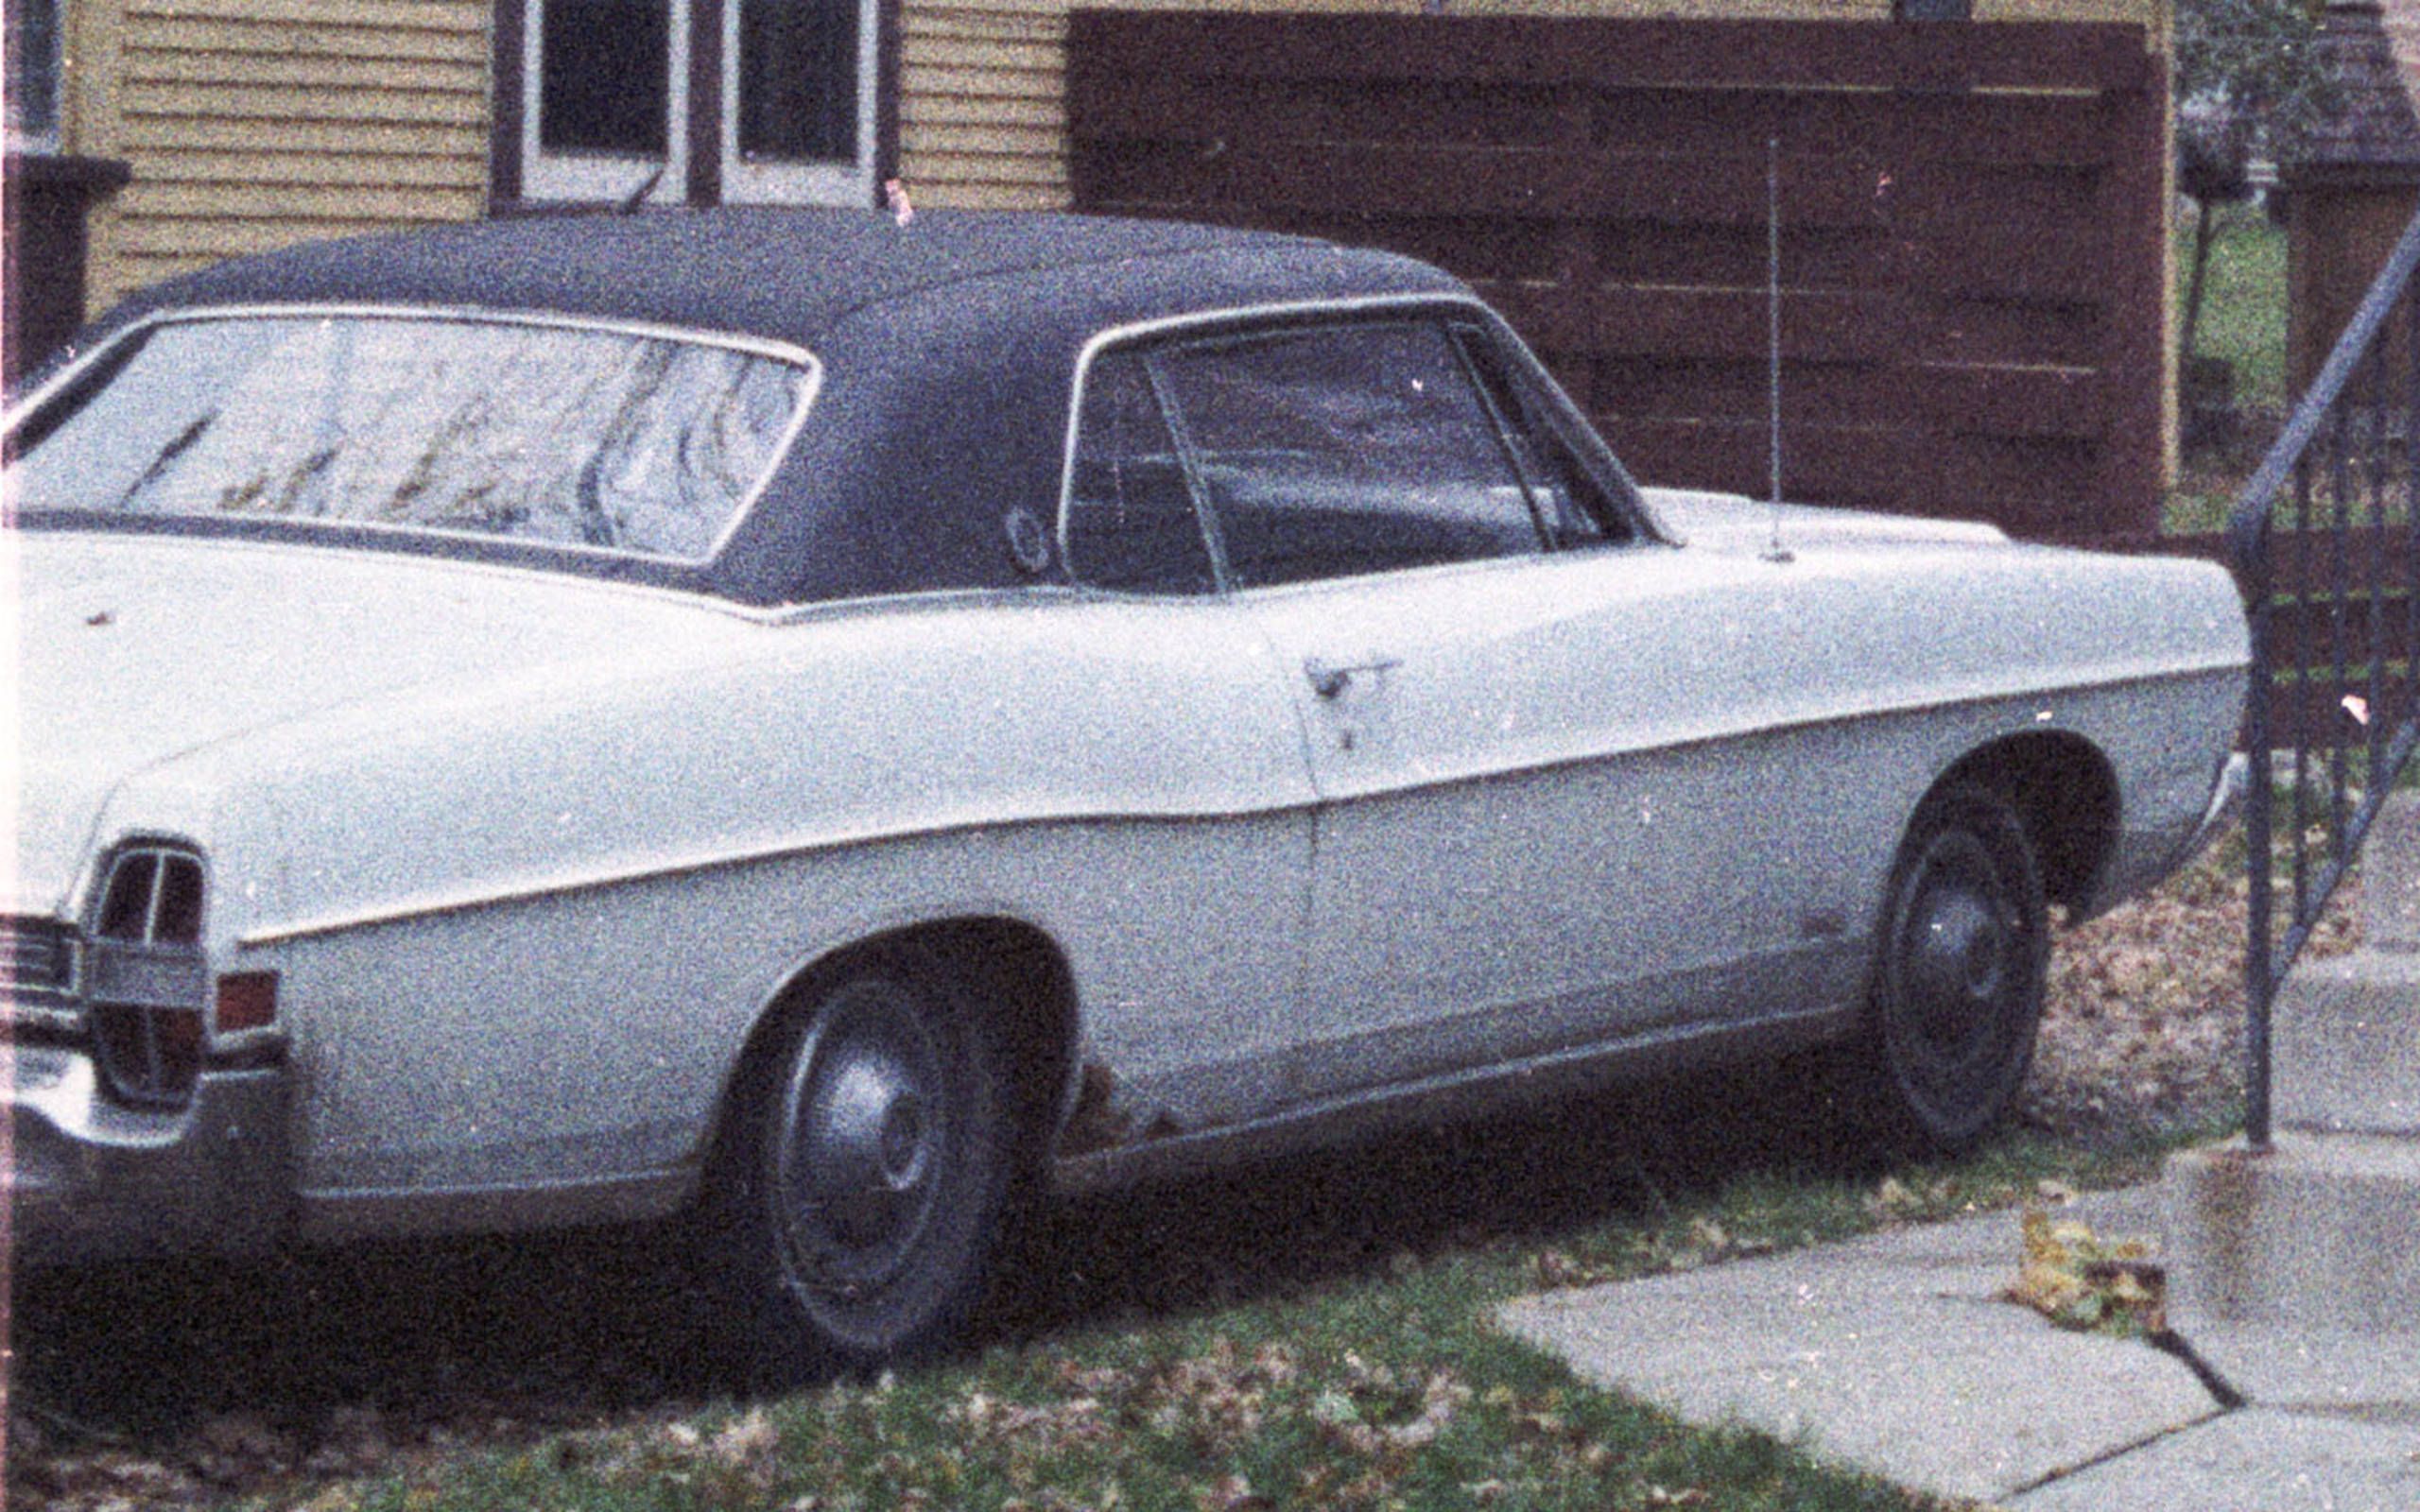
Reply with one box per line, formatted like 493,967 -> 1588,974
4,312 -> 814,562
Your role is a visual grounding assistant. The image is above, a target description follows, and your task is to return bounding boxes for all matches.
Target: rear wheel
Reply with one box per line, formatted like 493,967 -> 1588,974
700,949 -> 1012,1379
1854,782 -> 2048,1151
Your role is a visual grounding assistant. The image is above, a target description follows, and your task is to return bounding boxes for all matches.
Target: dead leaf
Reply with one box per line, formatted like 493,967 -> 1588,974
2005,1207 -> 2166,1335
1195,1471 -> 1269,1511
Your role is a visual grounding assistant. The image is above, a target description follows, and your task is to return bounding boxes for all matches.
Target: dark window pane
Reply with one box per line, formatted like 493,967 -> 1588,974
1065,353 -> 1216,594
1454,326 -> 1630,548
541,0 -> 668,156
1152,322 -> 1544,589
6,0 -> 60,140
738,0 -> 859,164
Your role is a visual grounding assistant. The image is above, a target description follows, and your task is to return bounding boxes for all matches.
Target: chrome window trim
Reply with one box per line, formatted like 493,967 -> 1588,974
1052,294 -> 1656,592
1056,294 -> 1465,592
3,303 -> 825,570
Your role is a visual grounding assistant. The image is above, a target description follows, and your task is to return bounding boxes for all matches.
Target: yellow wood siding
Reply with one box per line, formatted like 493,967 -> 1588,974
896,0 -> 2169,212
902,2 -> 1069,207
76,0 -> 490,316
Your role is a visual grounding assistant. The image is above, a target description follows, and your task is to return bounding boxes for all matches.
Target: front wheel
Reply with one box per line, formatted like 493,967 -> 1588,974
699,950 -> 1012,1379
1854,782 -> 2048,1152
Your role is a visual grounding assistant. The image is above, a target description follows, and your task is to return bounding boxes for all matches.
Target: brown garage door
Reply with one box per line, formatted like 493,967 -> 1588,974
1069,13 -> 2166,542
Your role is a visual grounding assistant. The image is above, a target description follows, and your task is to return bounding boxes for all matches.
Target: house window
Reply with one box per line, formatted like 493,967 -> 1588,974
6,0 -> 61,151
541,0 -> 672,158
501,0 -> 889,210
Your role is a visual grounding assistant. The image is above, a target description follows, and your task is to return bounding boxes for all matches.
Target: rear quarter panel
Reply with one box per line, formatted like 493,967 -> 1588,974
165,590 -> 1318,1235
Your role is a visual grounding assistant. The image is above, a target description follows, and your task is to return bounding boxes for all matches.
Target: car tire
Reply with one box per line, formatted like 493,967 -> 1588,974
699,948 -> 1013,1381
1852,782 -> 2048,1152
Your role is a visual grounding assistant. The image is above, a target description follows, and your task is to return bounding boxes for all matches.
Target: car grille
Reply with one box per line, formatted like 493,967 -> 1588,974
1,917 -> 80,1002
5,850 -> 211,1106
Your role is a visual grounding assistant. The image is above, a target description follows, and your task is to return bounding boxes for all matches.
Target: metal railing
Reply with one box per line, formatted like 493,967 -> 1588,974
2230,206 -> 2420,1151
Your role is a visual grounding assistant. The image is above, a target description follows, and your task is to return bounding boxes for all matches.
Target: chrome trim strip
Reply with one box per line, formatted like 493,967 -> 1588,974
85,944 -> 207,1010
1052,997 -> 1861,1195
1050,291 -> 1667,586
1053,292 -> 1495,584
43,523 -> 801,623
296,1168 -> 696,1243
237,659 -> 2241,950
5,303 -> 823,570
237,800 -> 1324,947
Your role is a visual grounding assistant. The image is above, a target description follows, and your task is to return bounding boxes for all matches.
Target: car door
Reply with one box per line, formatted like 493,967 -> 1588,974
1138,315 -> 1869,1103
1051,346 -> 1321,1136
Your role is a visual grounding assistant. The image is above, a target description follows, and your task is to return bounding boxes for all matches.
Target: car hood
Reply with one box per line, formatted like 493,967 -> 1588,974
7,530 -> 757,911
1639,488 -> 2011,552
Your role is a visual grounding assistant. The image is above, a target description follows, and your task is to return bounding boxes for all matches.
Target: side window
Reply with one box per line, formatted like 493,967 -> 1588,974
1150,321 -> 1545,590
5,0 -> 60,150
1063,351 -> 1218,594
1454,326 -> 1633,549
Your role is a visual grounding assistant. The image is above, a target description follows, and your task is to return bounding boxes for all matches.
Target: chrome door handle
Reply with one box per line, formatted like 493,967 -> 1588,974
1304,654 -> 1401,699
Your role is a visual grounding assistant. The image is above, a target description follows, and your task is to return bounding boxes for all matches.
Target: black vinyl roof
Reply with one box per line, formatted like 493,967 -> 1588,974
55,209 -> 1479,605
98,208 -> 1441,352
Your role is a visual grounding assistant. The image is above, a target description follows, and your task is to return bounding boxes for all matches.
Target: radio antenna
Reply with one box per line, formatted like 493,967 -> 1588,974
1763,135 -> 1792,564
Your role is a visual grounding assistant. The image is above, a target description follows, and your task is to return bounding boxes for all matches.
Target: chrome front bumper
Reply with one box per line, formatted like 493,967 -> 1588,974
2084,752 -> 2249,919
2188,751 -> 2252,859
7,1044 -> 291,1266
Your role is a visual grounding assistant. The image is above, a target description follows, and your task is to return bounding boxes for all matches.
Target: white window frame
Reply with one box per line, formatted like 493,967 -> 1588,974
513,0 -> 879,209
719,0 -> 881,207
520,0 -> 693,206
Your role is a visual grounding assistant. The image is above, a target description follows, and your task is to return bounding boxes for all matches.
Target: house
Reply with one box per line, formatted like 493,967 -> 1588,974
9,0 -> 2178,518
2274,0 -> 2420,398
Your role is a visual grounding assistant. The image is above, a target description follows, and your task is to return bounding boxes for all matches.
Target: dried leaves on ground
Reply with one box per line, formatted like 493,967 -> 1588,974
2021,839 -> 2358,1144
4,833 -> 2312,1510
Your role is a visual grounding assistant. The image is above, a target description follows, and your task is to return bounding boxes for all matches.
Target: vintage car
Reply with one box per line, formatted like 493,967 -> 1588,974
4,209 -> 2246,1370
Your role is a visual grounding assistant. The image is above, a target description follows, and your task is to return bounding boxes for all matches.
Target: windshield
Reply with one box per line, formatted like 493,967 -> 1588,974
4,313 -> 813,562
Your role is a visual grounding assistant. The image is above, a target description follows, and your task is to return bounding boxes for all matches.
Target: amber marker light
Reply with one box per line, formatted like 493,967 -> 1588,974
215,971 -> 279,1033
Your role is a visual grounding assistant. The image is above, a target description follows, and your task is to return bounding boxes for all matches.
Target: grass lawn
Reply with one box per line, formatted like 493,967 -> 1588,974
2169,198 -> 2290,536
2181,198 -> 2290,414
13,833 -> 2261,1512
156,1107 -> 2219,1512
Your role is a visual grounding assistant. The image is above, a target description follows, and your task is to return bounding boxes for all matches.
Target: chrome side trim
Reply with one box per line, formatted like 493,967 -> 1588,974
5,303 -> 823,570
1052,998 -> 1861,1196
296,1168 -> 697,1244
236,801 -> 1324,946
236,662 -> 2240,950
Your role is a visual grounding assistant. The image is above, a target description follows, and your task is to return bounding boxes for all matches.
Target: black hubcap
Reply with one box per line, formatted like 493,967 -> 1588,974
1892,827 -> 2027,1110
771,980 -> 948,1302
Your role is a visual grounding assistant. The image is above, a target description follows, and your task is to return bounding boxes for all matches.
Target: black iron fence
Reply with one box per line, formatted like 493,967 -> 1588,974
2232,207 -> 2420,1151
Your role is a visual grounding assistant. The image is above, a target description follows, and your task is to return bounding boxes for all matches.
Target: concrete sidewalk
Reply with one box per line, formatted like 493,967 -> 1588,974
1498,1187 -> 2420,1510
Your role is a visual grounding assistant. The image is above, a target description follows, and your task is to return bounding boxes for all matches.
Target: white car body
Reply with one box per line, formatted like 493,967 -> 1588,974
3,209 -> 2245,1366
